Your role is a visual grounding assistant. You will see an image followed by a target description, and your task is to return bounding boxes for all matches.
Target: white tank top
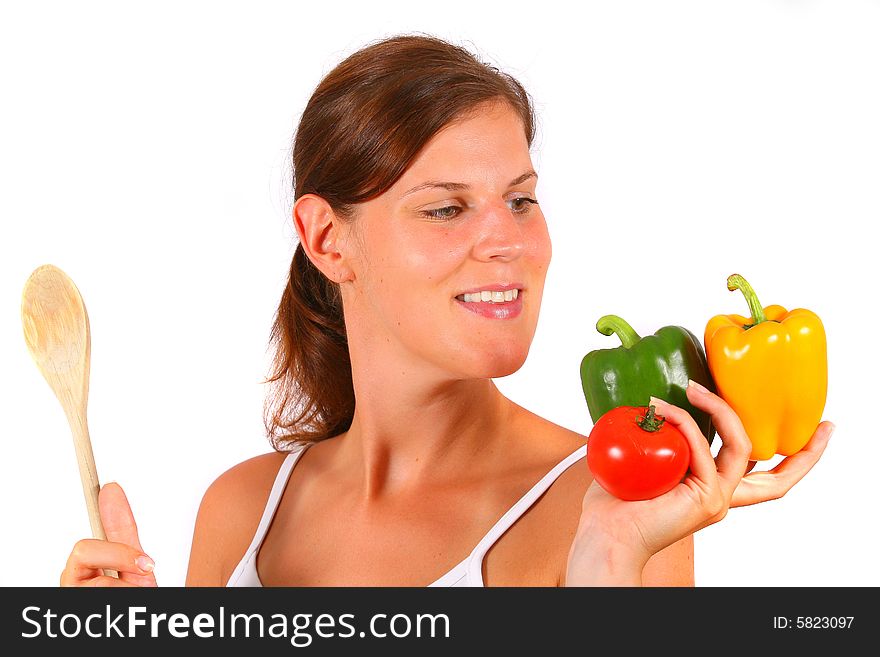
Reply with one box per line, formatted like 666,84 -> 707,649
226,441 -> 587,587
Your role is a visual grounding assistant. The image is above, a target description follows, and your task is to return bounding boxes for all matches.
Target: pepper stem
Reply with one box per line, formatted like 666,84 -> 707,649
637,405 -> 666,432
596,315 -> 642,348
727,273 -> 767,327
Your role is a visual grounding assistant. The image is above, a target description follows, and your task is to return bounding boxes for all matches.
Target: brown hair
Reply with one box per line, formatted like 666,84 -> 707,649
263,32 -> 538,450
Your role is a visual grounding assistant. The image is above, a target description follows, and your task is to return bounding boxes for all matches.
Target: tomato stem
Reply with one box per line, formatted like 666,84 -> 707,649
638,405 -> 666,432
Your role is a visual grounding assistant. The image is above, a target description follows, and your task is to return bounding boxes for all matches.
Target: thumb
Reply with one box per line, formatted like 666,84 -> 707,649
99,482 -> 144,551
99,482 -> 157,586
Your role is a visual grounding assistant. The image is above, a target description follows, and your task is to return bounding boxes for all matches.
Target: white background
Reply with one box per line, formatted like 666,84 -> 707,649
2,0 -> 877,587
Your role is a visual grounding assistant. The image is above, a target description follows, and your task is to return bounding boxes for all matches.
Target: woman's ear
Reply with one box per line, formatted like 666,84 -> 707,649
292,194 -> 354,283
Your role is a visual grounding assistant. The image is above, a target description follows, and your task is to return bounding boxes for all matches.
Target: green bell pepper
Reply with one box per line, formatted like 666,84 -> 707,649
580,314 -> 716,445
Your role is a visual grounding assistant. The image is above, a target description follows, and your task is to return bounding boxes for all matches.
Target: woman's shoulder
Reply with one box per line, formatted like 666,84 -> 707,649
185,448 -> 295,586
506,403 -> 590,510
204,449 -> 295,509
498,404 -> 591,584
509,400 -> 588,468
535,418 -> 588,498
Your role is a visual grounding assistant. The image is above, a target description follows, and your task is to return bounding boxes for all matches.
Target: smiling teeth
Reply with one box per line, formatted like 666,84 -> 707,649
460,289 -> 519,303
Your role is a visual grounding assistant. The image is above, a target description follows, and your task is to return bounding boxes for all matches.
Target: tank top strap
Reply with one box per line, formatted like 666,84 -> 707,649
238,442 -> 312,562
465,443 -> 587,585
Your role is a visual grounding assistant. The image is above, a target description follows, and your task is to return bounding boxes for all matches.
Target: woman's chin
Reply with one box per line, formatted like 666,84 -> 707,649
467,348 -> 530,379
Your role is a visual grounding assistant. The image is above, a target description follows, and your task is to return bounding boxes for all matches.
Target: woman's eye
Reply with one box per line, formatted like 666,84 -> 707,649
421,205 -> 462,220
420,198 -> 538,221
510,197 -> 539,214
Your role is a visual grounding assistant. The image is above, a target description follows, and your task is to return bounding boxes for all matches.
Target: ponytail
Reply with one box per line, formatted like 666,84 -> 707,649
263,243 -> 354,449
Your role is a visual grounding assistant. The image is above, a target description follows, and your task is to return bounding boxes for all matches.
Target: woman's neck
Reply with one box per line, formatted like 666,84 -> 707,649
337,376 -> 512,501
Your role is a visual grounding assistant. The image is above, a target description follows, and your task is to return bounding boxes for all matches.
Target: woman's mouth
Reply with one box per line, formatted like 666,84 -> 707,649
454,288 -> 523,319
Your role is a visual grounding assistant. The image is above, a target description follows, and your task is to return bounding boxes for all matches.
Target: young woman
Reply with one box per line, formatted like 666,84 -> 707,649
60,33 -> 832,588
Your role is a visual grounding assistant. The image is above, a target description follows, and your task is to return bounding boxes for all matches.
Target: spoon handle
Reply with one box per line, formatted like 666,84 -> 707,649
65,407 -> 117,578
66,410 -> 104,540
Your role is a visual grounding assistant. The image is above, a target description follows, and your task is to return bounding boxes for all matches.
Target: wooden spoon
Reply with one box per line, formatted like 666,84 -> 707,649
21,264 -> 116,576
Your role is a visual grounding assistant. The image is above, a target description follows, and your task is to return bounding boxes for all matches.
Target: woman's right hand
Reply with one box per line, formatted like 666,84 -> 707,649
60,482 -> 158,587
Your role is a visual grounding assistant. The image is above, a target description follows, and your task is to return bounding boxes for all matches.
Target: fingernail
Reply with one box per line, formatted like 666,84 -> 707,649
688,379 -> 710,394
649,396 -> 667,407
136,555 -> 155,573
827,422 -> 836,437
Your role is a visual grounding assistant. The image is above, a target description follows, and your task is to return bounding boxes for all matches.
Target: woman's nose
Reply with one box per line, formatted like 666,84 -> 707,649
471,202 -> 526,262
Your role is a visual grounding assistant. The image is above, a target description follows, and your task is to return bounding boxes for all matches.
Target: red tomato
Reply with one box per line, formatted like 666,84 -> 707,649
587,405 -> 691,501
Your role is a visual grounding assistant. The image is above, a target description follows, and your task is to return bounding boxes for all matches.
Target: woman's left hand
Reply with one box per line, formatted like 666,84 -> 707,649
729,418 -> 833,509
566,381 -> 834,585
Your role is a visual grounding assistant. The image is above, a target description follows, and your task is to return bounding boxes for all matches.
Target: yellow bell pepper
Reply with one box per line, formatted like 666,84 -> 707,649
704,274 -> 827,461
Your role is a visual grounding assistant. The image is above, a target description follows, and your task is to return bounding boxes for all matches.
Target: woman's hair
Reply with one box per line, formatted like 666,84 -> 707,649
263,32 -> 538,450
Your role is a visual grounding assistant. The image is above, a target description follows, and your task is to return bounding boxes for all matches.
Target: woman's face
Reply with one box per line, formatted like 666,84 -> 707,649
340,101 -> 552,380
